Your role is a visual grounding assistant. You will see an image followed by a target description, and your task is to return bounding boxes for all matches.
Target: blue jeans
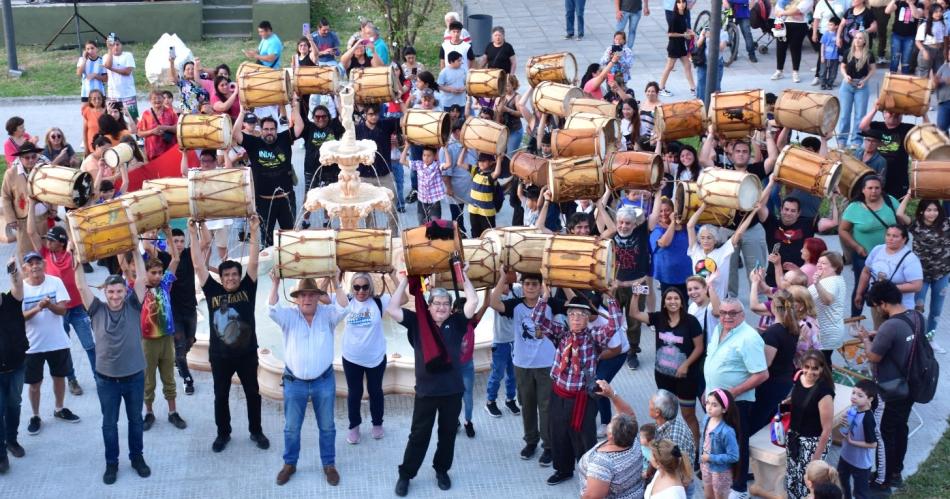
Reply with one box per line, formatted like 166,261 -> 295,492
63,305 -> 96,380
595,354 -> 626,424
851,252 -> 868,318
938,100 -> 950,134
916,273 -> 949,334
461,360 -> 474,422
0,366 -> 25,449
392,162 -> 406,210
616,10 -> 643,49
837,82 -> 870,149
696,59 -> 724,97
283,368 -> 336,466
95,370 -> 145,465
890,34 -> 914,74
735,16 -> 756,56
565,0 -> 586,36
486,342 -> 516,402
507,127 -> 525,157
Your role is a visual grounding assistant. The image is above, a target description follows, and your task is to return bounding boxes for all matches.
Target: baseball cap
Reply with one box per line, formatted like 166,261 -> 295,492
23,252 -> 42,263
44,226 -> 68,245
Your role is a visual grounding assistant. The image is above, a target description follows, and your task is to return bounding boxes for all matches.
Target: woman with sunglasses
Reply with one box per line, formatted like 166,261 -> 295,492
43,128 -> 79,168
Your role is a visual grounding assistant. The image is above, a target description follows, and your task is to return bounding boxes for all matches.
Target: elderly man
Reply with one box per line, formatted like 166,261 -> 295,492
601,205 -> 650,370
704,297 -> 769,497
0,258 -> 26,474
649,388 -> 696,493
361,21 -> 391,65
386,267 -> 478,497
1,143 -> 49,256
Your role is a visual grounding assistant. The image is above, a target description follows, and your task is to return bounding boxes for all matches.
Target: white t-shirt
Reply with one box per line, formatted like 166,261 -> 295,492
22,275 -> 71,354
595,306 -> 630,354
507,299 -> 559,369
689,301 -> 719,346
687,239 -> 733,299
341,294 -> 391,367
106,51 -> 136,99
809,275 -> 847,350
812,0 -> 846,33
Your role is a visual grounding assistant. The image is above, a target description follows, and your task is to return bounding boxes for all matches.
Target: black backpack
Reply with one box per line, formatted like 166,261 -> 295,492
896,312 -> 939,404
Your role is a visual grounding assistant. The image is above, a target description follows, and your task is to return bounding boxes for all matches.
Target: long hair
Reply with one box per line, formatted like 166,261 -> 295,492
619,97 -> 640,145
97,113 -> 127,138
915,199 -> 948,229
707,389 -> 742,477
213,75 -> 231,101
660,286 -> 687,322
771,289 -> 801,337
581,63 -> 600,89
678,144 -> 701,181
651,439 -> 694,486
788,285 -> 818,318
847,31 -> 870,72
799,349 -> 834,387
926,4 -> 943,37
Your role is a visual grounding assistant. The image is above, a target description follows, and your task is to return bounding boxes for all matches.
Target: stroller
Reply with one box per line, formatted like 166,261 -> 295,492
750,0 -> 776,54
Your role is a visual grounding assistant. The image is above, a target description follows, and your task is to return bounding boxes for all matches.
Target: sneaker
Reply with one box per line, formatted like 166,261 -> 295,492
520,443 -> 538,460
347,427 -> 361,444
484,401 -> 503,418
372,425 -> 385,439
659,88 -> 673,97
102,463 -> 118,485
395,477 -> 410,497
436,471 -> 452,490
6,441 -> 25,458
539,449 -> 553,467
131,457 -> 151,478
53,408 -> 80,423
0,456 -> 8,474
626,354 -> 639,370
250,432 -> 270,450
931,340 -> 947,354
877,56 -> 889,65
168,412 -> 187,430
464,421 -> 475,438
771,70 -> 784,80
792,71 -> 801,83
505,399 -> 521,415
869,481 -> 892,494
889,475 -> 905,489
143,413 -> 156,431
597,423 -> 607,438
576,35 -> 584,41
27,417 -> 41,435
728,490 -> 750,499
211,435 -> 230,453
749,53 -> 758,63
811,76 -> 820,86
405,191 -> 418,204
68,379 -> 83,396
546,471 -> 573,485
564,34 -> 574,40
184,378 -> 195,395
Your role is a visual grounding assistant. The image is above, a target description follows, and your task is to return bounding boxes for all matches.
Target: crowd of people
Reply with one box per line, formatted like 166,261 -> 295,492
0,4 -> 948,499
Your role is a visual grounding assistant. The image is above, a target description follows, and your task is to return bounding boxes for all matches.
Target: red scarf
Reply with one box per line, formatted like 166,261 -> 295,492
552,383 -> 588,432
408,277 -> 452,373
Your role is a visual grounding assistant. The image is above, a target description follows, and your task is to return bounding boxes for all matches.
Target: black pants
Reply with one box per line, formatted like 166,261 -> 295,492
732,400 -> 755,492
448,203 -> 467,237
776,22 -> 808,71
256,192 -> 296,247
398,393 -> 463,479
881,396 -> 913,483
342,356 -> 386,429
210,353 -> 262,438
871,6 -> 889,58
838,458 -> 871,499
469,214 -> 495,240
549,390 -> 598,475
509,183 -> 524,226
173,309 -> 197,381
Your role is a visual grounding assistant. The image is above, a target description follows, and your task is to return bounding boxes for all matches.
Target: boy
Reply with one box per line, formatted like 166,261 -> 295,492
440,120 -> 475,236
468,153 -> 504,238
437,52 -> 468,111
820,18 -> 840,90
837,379 -> 879,499
402,146 -> 445,223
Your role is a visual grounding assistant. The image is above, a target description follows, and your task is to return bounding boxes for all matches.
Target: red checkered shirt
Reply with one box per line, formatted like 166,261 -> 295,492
531,298 -> 621,393
410,159 -> 446,204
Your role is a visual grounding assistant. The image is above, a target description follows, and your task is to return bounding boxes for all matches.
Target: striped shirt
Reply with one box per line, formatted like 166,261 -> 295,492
468,167 -> 496,217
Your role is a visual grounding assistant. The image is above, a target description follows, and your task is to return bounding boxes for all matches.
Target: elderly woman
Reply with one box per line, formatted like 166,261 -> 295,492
686,203 -> 757,299
578,380 -> 645,499
169,56 -> 209,114
784,350 -> 835,499
898,196 -> 950,352
809,252 -> 848,364
4,116 -> 38,165
442,11 -> 471,41
43,128 -> 79,167
649,194 -> 691,296
855,224 -> 924,328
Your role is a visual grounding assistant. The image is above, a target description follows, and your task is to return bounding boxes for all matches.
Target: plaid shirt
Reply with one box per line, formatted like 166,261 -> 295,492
656,417 -> 696,465
531,298 -> 621,393
411,159 -> 446,204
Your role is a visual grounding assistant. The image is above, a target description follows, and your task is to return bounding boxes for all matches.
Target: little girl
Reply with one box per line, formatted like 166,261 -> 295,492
639,423 -> 657,480
701,389 -> 741,499
804,460 -> 842,497
645,439 -> 693,498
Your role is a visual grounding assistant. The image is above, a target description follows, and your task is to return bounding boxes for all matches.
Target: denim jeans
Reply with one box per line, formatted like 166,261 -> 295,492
564,0 -> 586,36
63,305 -> 96,380
723,222 -> 768,298
938,100 -> 950,135
461,359 -> 474,422
486,342 -> 516,402
890,34 -> 915,74
448,203 -> 467,237
837,82 -> 870,149
342,356 -> 386,429
696,59 -> 724,97
735,16 -> 756,56
507,127 -> 525,157
95,370 -> 145,465
916,273 -> 949,334
838,458 -> 872,499
0,366 -> 25,450
392,162 -> 406,210
595,354 -> 626,424
850,252 -> 867,318
283,368 -> 336,466
616,10 -> 643,49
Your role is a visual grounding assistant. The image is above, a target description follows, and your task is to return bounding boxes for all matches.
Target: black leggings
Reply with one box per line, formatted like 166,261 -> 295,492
777,22 -> 808,71
342,356 -> 386,429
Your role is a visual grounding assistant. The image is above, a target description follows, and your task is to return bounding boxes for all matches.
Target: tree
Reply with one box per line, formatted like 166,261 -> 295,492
368,0 -> 440,62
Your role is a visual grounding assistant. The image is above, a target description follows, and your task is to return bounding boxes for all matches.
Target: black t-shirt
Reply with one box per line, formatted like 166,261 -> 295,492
0,292 -> 28,371
399,309 -> 467,397
242,130 -> 297,197
355,119 -> 398,177
621,0 -> 643,12
869,121 -> 914,199
202,274 -> 258,359
484,42 -> 516,73
648,311 -> 703,378
842,8 -> 876,48
302,118 -> 344,177
614,223 -> 651,281
761,323 -> 798,383
790,379 -> 835,437
171,247 -> 197,313
763,215 -> 816,285
891,1 -> 917,37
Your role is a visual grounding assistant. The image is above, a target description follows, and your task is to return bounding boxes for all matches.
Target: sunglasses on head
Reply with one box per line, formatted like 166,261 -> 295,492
353,284 -> 370,291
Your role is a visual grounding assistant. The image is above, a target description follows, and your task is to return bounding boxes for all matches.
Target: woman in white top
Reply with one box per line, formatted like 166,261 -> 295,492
644,439 -> 692,499
808,251 -> 847,365
686,203 -> 756,299
686,274 -> 720,347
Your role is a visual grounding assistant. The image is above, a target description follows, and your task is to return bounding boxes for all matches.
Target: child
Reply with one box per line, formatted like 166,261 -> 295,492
805,460 -> 842,497
401,145 -> 445,222
639,423 -> 657,480
440,120 -> 475,236
436,51 -> 468,111
820,18 -> 840,89
467,153 -> 503,237
836,380 -> 879,499
701,389 -> 741,499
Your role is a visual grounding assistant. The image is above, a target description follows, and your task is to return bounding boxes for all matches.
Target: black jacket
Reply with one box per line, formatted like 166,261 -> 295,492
0,292 -> 29,372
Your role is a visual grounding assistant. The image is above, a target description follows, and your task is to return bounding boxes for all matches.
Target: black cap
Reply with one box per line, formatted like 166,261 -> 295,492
44,226 -> 68,245
13,142 -> 43,156
565,296 -> 595,314
477,153 -> 495,162
244,112 -> 258,123
859,128 -> 884,141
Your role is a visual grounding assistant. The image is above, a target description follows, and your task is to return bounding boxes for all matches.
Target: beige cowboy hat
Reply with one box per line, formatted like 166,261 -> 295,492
289,278 -> 325,298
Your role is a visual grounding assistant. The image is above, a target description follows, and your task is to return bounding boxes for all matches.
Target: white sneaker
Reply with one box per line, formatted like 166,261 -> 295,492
597,423 -> 607,438
811,76 -> 820,86
771,70 -> 784,80
931,340 -> 947,354
659,88 -> 673,97
792,71 -> 801,83
729,490 -> 750,499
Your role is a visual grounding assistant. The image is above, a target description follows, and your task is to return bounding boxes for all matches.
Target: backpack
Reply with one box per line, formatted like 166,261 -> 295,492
896,312 -> 939,404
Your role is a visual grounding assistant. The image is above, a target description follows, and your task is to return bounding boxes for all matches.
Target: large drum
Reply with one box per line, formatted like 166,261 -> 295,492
177,113 -> 233,150
143,177 -> 189,219
532,81 -> 584,117
189,167 -> 256,221
829,150 -> 875,199
335,228 -> 393,273
911,161 -> 950,199
773,145 -> 843,197
774,90 -> 840,136
273,229 -> 337,279
673,181 -> 736,226
709,89 -> 767,139
402,223 -> 464,276
548,156 -> 605,202
460,117 -> 509,155
603,151 -> 663,191
564,112 -> 621,145
878,73 -> 933,117
655,100 -> 707,140
466,68 -> 508,98
510,151 -> 549,186
904,123 -> 950,161
551,127 -> 607,160
541,236 -> 616,291
27,165 -> 93,209
569,98 -> 617,118
66,199 -> 136,263
351,66 -> 401,104
696,167 -> 763,211
435,238 -> 499,289
117,189 -> 170,234
402,110 -> 451,147
237,62 -> 292,108
483,227 -> 549,275
525,52 -> 578,87
294,65 -> 340,95
103,142 -> 138,168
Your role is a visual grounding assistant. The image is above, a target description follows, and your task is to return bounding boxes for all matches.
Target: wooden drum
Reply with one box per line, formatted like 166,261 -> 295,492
177,113 -> 233,151
532,81 -> 584,117
551,127 -> 607,160
904,123 -> 950,161
237,62 -> 292,108
569,98 -> 617,118
911,161 -> 950,199
402,223 -> 464,276
878,73 -> 933,117
189,167 -> 256,221
565,112 -> 620,145
27,165 -> 93,209
510,151 -> 549,187
773,145 -> 843,197
461,117 -> 509,156
273,229 -> 337,279
335,228 -> 393,273
483,227 -> 549,275
709,89 -> 767,139
351,66 -> 401,104
143,177 -> 189,219
435,238 -> 499,289
548,156 -> 605,203
829,150 -> 875,200
117,189 -> 170,234
66,199 -> 136,263
774,90 -> 840,136
655,100 -> 707,140
542,235 -> 616,291
466,68 -> 507,98
294,65 -> 340,95
103,142 -> 137,168
525,52 -> 577,87
603,151 -> 663,191
402,110 -> 451,147
696,167 -> 763,211
673,181 -> 736,226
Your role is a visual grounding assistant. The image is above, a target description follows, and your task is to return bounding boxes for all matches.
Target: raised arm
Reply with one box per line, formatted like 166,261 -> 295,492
385,275 -> 409,323
488,271 -> 510,313
699,125 -> 718,168
333,270 -> 349,308
232,107 -> 246,145
189,220 -> 210,286
246,216 -> 261,280
462,263 -> 479,319
596,380 -> 637,418
72,251 -> 95,309
859,97 -> 879,132
762,125 -> 779,174
896,192 -> 913,225
164,226 -> 180,275
292,98 -> 305,138
132,239 -> 147,304
169,55 -> 180,83
647,186 -> 663,230
686,202 -> 706,250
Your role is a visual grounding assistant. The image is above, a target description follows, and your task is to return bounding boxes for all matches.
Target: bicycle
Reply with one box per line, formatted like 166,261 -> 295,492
693,7 -> 740,67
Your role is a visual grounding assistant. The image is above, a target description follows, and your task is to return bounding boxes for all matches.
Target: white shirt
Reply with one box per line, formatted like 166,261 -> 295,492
812,0 -> 846,33
106,51 -> 136,99
511,300 -> 558,369
644,475 -> 687,499
596,306 -> 630,354
809,275 -> 847,350
22,275 -> 71,354
340,294 -> 391,368
687,239 -> 733,300
268,303 -> 347,379
689,301 -> 720,346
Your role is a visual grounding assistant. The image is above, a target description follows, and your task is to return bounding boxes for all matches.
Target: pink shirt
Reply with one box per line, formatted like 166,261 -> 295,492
3,134 -> 33,165
212,89 -> 240,121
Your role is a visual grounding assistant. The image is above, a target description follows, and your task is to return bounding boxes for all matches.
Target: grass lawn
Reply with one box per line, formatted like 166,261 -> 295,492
895,417 -> 950,498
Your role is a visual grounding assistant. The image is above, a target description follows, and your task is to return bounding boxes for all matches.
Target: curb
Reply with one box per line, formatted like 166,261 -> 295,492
0,92 -> 151,106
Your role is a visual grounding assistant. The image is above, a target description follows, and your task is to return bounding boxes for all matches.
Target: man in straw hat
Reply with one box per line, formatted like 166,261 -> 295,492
1,143 -> 49,256
268,271 -> 349,486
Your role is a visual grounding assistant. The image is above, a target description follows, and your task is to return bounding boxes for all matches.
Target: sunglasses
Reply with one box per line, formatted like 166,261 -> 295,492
50,134 -> 62,139
353,284 -> 370,291
314,114 -> 329,119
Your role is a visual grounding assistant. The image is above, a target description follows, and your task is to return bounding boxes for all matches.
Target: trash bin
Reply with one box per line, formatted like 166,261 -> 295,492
466,14 -> 493,57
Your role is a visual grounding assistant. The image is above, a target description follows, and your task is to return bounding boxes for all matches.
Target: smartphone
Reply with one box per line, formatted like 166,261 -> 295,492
6,261 -> 15,274
771,242 -> 781,255
108,32 -> 115,44
411,67 -> 418,75
302,23 -> 310,36
611,44 -> 622,53
361,39 -> 371,46
169,46 -> 176,59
